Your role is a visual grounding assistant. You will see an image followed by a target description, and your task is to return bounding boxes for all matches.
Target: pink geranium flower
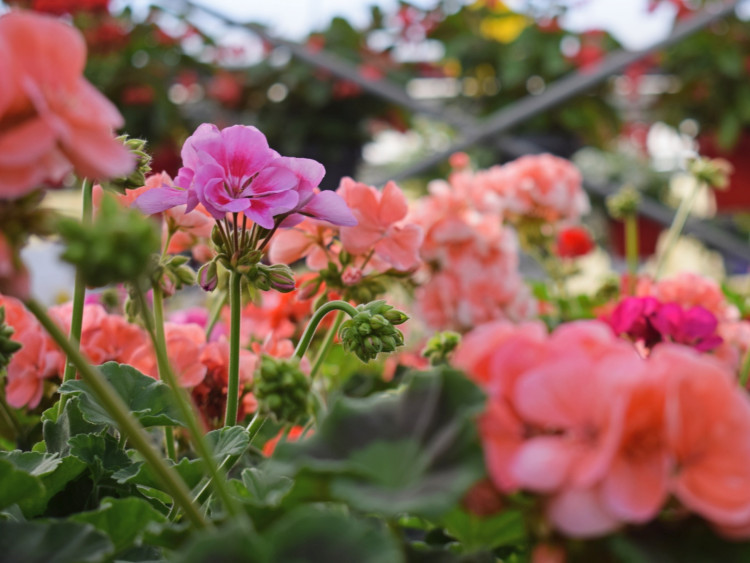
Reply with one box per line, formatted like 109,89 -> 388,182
0,12 -> 133,198
136,124 -> 355,230
338,178 -> 423,271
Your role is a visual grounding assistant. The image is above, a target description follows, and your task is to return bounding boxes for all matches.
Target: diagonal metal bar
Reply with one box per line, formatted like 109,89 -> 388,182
378,0 -> 739,183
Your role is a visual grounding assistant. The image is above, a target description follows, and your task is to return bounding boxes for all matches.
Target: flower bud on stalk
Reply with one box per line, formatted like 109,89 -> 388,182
0,307 -> 22,371
254,355 -> 310,424
422,331 -> 461,366
108,136 -> 152,193
606,185 -> 641,220
338,300 -> 408,363
58,194 -> 160,287
198,260 -> 219,292
688,156 -> 732,191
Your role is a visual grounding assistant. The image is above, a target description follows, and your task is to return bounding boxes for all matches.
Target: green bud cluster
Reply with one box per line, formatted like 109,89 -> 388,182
422,331 -> 461,366
0,307 -> 22,372
155,255 -> 196,294
58,194 -> 161,287
254,355 -> 310,424
688,157 -> 732,191
109,136 -> 152,193
606,186 -> 642,220
338,300 -> 408,363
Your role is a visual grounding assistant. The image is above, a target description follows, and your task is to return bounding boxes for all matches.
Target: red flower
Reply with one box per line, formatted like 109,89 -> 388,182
554,226 -> 594,258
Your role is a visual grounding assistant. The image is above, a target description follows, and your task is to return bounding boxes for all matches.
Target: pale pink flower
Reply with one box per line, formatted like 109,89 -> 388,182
0,12 -> 133,198
476,154 -> 589,223
338,178 -> 423,271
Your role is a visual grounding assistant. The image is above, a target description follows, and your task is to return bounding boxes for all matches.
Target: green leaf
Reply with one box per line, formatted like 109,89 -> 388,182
70,497 -> 166,553
69,433 -> 132,476
0,450 -> 61,475
114,457 -> 205,491
0,520 -> 114,563
241,466 -> 293,507
265,505 -> 403,563
0,458 -> 44,511
19,456 -> 87,518
442,508 -> 526,552
205,425 -> 250,461
44,397 -> 105,456
172,506 -> 402,563
59,362 -> 185,428
271,367 -> 486,518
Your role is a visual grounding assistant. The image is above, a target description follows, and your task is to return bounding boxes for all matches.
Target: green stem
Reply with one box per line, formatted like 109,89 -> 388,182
654,181 -> 702,279
143,287 -> 243,519
164,427 -> 176,461
224,270 -> 242,427
59,178 -> 93,413
624,213 -> 639,295
310,311 -> 344,380
294,300 -> 359,361
25,299 -> 208,529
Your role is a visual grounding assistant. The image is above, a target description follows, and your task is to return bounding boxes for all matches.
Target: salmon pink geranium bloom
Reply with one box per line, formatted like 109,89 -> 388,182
0,12 -> 133,198
337,178 -> 423,271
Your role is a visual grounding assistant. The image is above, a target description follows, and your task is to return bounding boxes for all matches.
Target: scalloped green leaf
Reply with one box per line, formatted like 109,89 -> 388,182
68,433 -> 132,477
44,397 -> 105,456
205,425 -> 250,461
70,497 -> 166,553
271,367 -> 486,518
59,362 -> 185,428
0,458 -> 44,511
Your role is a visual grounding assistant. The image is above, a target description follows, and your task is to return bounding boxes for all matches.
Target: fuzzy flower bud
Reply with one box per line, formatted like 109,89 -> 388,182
606,185 -> 642,220
246,263 -> 296,293
688,156 -> 733,191
198,260 -> 219,292
0,307 -> 22,372
422,331 -> 461,366
338,300 -> 408,362
109,136 -> 152,193
58,193 -> 160,287
254,355 -> 310,424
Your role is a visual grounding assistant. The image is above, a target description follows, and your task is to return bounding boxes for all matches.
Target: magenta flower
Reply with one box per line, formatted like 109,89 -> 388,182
607,296 -> 722,353
136,123 -> 356,229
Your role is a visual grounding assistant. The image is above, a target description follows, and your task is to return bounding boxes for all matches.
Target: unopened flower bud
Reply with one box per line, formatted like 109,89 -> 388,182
198,260 -> 219,292
58,193 -> 160,287
341,265 -> 363,286
688,156 -> 733,191
606,186 -> 641,220
254,355 -> 310,424
109,136 -> 152,193
0,307 -> 22,371
264,264 -> 296,293
422,331 -> 461,366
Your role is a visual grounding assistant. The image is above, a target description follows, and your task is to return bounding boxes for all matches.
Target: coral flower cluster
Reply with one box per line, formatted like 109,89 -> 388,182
456,319 -> 750,538
0,296 -> 259,423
